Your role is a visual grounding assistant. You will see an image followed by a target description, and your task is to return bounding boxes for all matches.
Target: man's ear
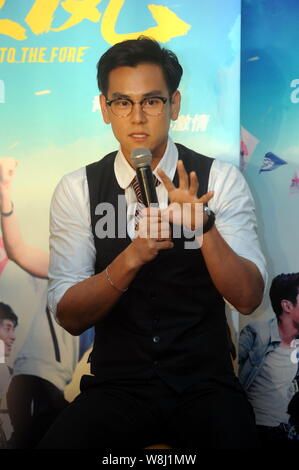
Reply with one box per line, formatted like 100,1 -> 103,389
281,299 -> 293,313
99,94 -> 111,124
170,90 -> 181,121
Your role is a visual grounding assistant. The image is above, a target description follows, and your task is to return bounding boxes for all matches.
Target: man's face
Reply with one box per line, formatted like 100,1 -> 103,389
291,294 -> 299,329
282,291 -> 299,331
0,319 -> 16,358
100,63 -> 181,165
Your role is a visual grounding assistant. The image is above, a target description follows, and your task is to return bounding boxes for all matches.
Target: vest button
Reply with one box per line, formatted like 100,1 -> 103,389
153,335 -> 160,343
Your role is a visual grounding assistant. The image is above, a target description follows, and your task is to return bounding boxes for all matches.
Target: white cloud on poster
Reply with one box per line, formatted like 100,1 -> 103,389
282,145 -> 299,164
35,90 -> 52,95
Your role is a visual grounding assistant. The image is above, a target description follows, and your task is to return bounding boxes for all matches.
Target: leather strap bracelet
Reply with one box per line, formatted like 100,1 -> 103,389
1,201 -> 14,217
105,265 -> 128,293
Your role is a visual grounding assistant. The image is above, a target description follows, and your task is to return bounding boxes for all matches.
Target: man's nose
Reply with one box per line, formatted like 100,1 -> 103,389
9,330 -> 16,342
130,102 -> 147,123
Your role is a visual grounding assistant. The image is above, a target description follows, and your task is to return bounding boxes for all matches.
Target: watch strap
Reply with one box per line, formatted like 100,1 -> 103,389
202,206 -> 215,234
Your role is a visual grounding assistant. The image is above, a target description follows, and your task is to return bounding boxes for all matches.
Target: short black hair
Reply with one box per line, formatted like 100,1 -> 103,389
269,273 -> 299,320
0,302 -> 18,327
97,36 -> 183,96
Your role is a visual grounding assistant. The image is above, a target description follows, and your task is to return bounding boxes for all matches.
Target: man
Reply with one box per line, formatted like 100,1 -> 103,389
39,37 -> 266,449
239,273 -> 299,446
0,302 -> 18,448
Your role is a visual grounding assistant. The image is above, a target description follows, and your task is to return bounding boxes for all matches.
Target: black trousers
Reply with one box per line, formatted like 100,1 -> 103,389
7,374 -> 68,449
38,375 -> 257,449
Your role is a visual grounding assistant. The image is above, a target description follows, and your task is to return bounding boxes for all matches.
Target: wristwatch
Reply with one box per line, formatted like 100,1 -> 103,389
203,205 -> 215,234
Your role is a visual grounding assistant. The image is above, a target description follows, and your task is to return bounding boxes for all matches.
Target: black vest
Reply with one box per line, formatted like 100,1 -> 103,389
86,143 -> 234,392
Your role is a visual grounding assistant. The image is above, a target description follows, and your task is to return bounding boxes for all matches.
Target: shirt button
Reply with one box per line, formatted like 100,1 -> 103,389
154,360 -> 159,367
153,336 -> 160,343
150,291 -> 156,300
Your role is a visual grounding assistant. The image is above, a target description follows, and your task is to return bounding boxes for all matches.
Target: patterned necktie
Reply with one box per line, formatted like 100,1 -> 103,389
131,175 -> 160,229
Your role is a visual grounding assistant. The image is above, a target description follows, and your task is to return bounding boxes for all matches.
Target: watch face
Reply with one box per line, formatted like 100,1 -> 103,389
203,206 -> 215,234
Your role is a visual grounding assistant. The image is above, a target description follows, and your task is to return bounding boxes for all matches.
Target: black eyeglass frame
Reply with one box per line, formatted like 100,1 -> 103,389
105,96 -> 171,117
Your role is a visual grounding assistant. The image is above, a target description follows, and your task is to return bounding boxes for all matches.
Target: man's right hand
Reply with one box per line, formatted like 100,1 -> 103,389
128,206 -> 174,267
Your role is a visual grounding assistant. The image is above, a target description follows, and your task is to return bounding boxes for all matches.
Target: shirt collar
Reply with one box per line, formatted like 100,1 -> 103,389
270,318 -> 282,344
114,137 -> 178,189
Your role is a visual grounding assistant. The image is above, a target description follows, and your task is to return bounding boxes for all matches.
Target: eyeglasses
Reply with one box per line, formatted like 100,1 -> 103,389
105,96 -> 171,117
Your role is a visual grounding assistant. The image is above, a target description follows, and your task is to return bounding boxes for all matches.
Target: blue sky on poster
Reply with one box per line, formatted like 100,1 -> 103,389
241,0 -> 299,167
0,0 -> 240,163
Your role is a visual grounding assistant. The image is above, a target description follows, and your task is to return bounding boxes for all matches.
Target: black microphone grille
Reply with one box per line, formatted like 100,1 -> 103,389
130,147 -> 152,169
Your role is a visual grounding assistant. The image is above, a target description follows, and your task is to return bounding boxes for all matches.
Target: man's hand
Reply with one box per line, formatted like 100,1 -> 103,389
157,160 -> 214,231
128,206 -> 173,268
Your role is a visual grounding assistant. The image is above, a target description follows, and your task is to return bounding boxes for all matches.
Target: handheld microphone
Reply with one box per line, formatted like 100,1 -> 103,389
130,148 -> 158,207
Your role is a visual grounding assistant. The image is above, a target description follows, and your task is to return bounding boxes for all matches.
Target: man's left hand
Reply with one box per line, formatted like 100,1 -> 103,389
157,160 -> 214,231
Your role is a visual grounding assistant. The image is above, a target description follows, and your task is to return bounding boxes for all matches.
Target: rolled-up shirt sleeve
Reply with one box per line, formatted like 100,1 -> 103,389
208,160 -> 268,295
47,167 -> 96,321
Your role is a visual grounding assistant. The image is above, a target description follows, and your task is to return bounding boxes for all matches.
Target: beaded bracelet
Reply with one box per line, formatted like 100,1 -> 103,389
1,201 -> 14,217
105,265 -> 128,293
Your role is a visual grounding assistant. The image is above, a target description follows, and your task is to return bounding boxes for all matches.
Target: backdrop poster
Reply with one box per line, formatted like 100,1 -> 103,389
239,0 -> 299,445
0,0 -> 241,441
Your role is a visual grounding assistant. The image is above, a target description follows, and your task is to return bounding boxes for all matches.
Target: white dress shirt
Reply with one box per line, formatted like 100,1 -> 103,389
48,138 -> 267,318
247,345 -> 298,426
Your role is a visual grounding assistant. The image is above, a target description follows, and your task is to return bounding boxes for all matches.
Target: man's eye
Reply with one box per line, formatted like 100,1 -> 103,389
115,100 -> 130,107
145,98 -> 160,106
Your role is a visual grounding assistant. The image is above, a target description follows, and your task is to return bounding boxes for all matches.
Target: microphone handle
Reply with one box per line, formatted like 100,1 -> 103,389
136,166 -> 158,207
